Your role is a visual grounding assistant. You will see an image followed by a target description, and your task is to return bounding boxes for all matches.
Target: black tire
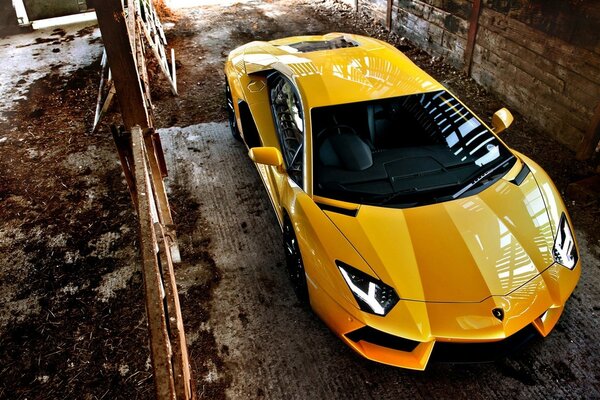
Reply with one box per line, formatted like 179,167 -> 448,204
225,80 -> 242,141
283,219 -> 309,305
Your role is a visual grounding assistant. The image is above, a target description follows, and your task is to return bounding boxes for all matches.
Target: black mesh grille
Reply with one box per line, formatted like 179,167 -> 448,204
346,326 -> 420,352
430,325 -> 540,363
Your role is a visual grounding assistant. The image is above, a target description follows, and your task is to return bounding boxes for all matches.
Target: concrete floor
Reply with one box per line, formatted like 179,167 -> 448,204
161,122 -> 600,399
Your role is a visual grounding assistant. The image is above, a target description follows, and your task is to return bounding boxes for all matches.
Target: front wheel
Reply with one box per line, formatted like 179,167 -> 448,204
283,220 -> 309,305
225,80 -> 242,141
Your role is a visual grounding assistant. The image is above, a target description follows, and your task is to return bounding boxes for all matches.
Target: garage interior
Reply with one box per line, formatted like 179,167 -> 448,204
0,0 -> 599,399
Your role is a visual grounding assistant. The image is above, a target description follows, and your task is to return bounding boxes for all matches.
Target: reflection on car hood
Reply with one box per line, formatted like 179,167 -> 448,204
325,173 -> 556,303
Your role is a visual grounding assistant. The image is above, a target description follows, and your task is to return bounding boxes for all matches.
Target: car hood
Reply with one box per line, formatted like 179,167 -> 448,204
324,174 -> 556,303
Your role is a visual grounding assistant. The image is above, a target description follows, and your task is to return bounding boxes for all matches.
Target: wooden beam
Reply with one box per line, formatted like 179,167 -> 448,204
576,101 -> 600,160
143,130 -> 173,227
111,125 -> 137,209
91,0 -> 150,130
92,50 -> 108,133
143,129 -> 181,263
156,223 -> 193,400
386,0 -> 393,30
132,126 -> 176,400
464,0 -> 482,75
138,13 -> 178,95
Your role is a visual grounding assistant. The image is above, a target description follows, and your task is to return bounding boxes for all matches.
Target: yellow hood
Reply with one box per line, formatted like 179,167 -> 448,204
325,174 -> 556,303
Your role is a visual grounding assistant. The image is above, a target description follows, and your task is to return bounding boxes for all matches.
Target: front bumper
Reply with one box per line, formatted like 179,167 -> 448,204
308,262 -> 580,370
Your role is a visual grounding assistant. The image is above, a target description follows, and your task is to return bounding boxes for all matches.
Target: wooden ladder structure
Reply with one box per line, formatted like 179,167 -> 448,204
91,0 -> 194,399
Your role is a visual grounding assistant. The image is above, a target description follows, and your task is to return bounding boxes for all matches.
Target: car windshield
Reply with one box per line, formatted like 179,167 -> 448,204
312,90 -> 515,207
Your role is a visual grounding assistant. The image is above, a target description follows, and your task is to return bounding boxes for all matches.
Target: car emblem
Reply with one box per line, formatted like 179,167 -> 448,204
492,308 -> 504,321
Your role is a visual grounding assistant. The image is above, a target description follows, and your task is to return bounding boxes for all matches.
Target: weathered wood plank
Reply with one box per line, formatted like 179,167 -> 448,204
576,102 -> 600,160
156,223 -> 193,400
463,0 -> 480,74
142,130 -> 178,252
386,0 -> 393,29
479,7 -> 600,86
472,46 -> 591,134
477,25 -> 599,99
483,0 -> 600,55
91,0 -> 150,130
396,0 -> 469,37
475,26 -> 566,91
395,7 -> 466,67
131,125 -> 176,400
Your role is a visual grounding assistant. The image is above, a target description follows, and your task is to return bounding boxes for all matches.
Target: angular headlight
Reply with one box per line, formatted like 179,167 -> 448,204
553,212 -> 578,270
337,261 -> 399,316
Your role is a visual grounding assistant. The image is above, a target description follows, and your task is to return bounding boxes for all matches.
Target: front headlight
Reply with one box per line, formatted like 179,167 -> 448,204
337,261 -> 399,316
553,212 -> 578,270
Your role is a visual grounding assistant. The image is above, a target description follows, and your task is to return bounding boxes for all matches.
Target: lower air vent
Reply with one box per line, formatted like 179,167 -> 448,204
510,164 -> 530,186
346,326 -> 420,352
430,325 -> 539,363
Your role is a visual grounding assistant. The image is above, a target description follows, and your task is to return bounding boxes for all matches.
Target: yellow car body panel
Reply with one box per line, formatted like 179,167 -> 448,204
224,33 -> 581,370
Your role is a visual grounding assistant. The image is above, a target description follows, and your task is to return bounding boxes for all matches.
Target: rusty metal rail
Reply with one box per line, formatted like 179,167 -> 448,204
91,0 -> 193,399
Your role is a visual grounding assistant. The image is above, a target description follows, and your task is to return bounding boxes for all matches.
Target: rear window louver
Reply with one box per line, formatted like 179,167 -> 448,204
283,36 -> 359,53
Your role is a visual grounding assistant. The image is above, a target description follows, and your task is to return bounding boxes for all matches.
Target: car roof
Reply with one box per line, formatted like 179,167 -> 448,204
239,33 -> 445,109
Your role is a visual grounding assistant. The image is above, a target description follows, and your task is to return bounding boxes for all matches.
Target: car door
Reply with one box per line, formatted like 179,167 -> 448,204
264,73 -> 305,225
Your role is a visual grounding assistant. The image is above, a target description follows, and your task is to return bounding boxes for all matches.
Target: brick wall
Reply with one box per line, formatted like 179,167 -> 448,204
361,0 -> 600,152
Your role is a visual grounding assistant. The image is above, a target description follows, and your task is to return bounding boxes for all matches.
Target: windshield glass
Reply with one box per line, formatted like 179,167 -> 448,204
312,90 -> 515,207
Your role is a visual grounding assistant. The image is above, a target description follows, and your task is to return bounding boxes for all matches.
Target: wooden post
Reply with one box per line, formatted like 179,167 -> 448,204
91,0 -> 150,130
386,0 -> 393,30
92,0 -> 180,261
464,0 -> 482,75
576,101 -> 600,160
355,0 -> 359,12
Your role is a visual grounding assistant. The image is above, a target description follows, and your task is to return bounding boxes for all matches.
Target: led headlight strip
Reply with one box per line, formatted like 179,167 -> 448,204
553,212 -> 578,270
337,261 -> 399,316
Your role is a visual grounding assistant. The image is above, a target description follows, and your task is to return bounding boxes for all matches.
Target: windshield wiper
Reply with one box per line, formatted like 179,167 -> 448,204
451,156 -> 515,199
378,181 -> 463,206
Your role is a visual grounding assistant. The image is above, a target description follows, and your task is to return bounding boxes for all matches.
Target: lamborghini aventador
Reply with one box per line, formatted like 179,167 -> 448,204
223,33 -> 581,369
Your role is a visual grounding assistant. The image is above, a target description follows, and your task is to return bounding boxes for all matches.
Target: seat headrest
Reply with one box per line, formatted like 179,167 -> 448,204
319,134 -> 373,171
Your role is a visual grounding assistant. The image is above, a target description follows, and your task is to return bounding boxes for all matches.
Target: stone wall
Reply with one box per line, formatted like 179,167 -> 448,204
360,0 -> 600,151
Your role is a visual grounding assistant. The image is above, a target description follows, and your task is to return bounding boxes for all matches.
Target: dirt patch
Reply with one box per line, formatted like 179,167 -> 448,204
0,54 -> 151,399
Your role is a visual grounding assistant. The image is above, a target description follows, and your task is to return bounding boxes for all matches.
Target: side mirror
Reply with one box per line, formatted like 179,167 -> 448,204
492,108 -> 514,134
248,147 -> 283,167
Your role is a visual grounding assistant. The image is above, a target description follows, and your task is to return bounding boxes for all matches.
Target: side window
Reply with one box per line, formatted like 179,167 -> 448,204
270,75 -> 304,187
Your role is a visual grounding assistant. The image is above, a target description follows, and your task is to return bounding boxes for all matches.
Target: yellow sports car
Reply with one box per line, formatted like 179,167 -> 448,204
224,33 -> 581,370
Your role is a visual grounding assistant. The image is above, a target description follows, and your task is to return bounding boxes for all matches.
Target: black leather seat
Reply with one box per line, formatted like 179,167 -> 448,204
319,132 -> 373,171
